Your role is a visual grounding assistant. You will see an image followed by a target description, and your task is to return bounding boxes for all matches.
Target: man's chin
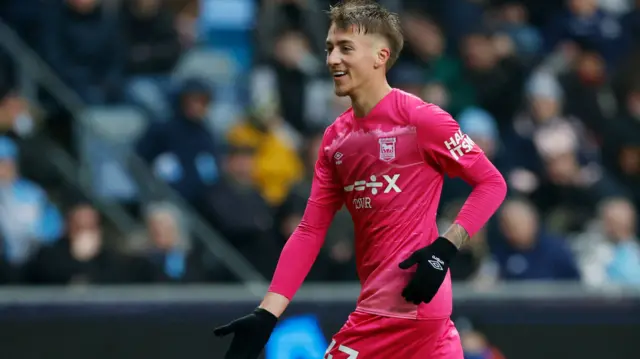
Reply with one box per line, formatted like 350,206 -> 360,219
334,86 -> 350,97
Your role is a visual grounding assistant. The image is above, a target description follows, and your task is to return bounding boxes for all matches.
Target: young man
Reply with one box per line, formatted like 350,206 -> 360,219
214,1 -> 507,358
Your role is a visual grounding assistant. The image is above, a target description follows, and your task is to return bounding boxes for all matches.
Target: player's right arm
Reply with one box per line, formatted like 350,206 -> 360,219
214,126 -> 343,358
261,129 -> 344,315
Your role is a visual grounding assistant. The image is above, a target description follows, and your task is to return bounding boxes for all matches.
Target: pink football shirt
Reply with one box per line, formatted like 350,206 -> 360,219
269,89 -> 506,320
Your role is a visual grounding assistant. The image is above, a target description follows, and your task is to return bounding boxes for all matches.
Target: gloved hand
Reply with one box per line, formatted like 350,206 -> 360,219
214,307 -> 278,359
399,236 -> 458,304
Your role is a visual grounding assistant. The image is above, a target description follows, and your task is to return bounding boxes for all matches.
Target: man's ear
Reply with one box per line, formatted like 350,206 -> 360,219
374,47 -> 391,69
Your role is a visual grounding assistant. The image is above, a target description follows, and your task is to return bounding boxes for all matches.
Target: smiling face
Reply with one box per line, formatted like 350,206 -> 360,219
324,0 -> 403,97
326,25 -> 385,97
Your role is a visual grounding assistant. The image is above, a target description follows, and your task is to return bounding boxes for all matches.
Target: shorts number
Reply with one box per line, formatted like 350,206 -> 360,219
324,339 -> 359,358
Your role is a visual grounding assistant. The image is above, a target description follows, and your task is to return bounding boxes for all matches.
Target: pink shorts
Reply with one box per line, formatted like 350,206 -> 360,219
324,311 -> 463,359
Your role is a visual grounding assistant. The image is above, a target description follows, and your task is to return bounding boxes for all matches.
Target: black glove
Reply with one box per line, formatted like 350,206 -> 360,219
399,236 -> 458,305
214,307 -> 278,359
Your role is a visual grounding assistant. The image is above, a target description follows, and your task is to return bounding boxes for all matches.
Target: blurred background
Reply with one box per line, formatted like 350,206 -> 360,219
0,0 -> 638,358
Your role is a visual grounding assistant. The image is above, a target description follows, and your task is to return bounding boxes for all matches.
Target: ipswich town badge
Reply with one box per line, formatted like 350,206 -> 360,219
378,137 -> 396,162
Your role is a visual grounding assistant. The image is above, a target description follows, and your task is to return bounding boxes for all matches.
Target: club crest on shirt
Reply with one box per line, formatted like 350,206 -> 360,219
378,137 -> 396,162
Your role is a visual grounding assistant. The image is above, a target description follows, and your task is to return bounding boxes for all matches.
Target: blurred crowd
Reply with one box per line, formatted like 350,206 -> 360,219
0,0 -> 638,295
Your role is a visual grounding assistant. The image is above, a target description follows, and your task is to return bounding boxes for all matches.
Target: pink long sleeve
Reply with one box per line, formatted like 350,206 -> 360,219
267,200 -> 336,300
267,126 -> 344,300
453,156 -> 507,237
411,103 -> 507,238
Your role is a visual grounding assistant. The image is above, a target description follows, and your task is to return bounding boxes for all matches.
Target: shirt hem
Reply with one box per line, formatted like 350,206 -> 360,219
354,307 -> 451,321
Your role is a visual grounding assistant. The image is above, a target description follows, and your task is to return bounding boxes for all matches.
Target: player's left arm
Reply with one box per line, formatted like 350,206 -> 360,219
398,103 -> 506,304
412,103 -> 508,248
441,223 -> 471,250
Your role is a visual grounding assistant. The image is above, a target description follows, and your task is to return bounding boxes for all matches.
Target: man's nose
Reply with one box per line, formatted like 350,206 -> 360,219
326,49 -> 341,66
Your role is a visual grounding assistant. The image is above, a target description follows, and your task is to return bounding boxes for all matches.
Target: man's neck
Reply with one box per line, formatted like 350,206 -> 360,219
350,81 -> 393,118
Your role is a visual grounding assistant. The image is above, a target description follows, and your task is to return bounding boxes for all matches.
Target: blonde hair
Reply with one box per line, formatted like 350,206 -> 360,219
328,0 -> 404,70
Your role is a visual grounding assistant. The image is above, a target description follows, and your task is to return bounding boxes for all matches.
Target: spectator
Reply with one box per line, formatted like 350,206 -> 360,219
122,0 -> 182,121
26,203 -> 138,285
612,47 -> 640,104
612,136 -> 640,209
200,145 -> 279,279
123,0 -> 181,76
40,0 -> 125,104
226,108 -> 304,207
256,0 -> 327,62
0,90 -> 38,138
559,46 -> 618,135
603,83 -> 640,208
531,121 -> 626,232
134,202 -> 206,283
544,0 -> 626,70
505,71 -> 599,194
0,137 -> 63,269
0,49 -> 38,138
493,1 -> 543,61
618,81 -> 640,137
460,29 -> 527,129
492,198 -> 581,281
252,29 -> 324,133
437,0 -> 486,45
393,14 -> 475,117
136,77 -> 220,209
573,198 -> 640,286
172,0 -> 199,49
251,0 -> 329,133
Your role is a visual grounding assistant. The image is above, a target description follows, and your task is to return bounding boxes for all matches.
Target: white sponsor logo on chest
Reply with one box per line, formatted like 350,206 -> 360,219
345,174 -> 402,210
344,174 -> 401,195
